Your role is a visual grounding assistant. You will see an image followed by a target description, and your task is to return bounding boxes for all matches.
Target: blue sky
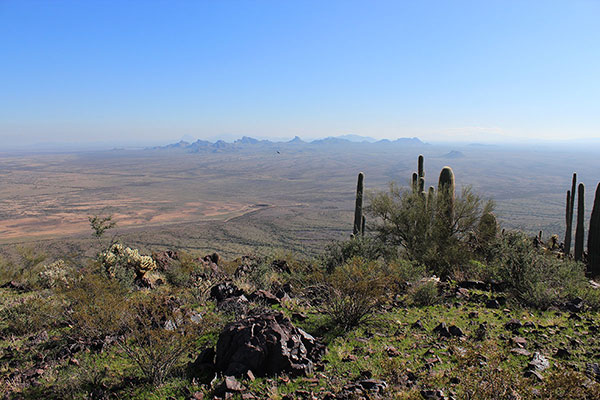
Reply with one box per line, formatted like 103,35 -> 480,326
1,0 -> 599,146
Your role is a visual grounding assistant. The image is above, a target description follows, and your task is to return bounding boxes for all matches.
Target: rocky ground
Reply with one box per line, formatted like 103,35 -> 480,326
2,250 -> 600,400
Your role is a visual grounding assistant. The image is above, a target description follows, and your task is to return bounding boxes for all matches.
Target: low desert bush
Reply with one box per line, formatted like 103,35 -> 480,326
163,253 -> 201,288
494,231 -> 588,309
115,290 -> 203,385
322,257 -> 390,330
407,279 -> 439,306
1,293 -> 61,336
320,236 -> 392,273
62,272 -> 128,342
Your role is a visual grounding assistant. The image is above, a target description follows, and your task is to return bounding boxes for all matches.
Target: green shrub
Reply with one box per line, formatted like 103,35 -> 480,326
62,272 -> 128,342
407,280 -> 439,306
1,294 -> 60,336
494,231 -> 588,309
322,257 -> 390,330
367,183 -> 494,277
115,290 -> 202,385
320,236 -> 392,273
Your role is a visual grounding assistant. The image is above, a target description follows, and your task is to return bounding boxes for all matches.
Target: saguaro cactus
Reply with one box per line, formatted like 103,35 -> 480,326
478,212 -> 498,243
412,172 -> 418,192
588,183 -> 600,275
353,172 -> 364,236
438,166 -> 455,222
565,173 -> 577,255
418,154 -> 424,181
427,186 -> 435,212
574,183 -> 585,261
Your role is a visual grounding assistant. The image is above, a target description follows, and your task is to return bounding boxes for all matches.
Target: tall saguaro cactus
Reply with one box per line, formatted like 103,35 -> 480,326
588,183 -> 600,275
353,172 -> 364,236
574,183 -> 585,261
418,154 -> 424,181
438,166 -> 455,223
565,173 -> 577,255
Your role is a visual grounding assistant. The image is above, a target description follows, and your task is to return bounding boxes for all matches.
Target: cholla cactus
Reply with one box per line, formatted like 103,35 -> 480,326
39,259 -> 73,288
100,243 -> 157,280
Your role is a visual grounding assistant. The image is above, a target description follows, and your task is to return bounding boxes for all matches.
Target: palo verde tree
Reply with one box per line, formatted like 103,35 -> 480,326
367,160 -> 494,277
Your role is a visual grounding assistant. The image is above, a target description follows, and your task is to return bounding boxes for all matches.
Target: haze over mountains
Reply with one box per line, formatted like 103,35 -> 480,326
151,135 -> 425,153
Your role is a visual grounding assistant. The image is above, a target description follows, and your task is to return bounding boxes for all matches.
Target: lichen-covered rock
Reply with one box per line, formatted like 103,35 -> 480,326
215,311 -> 324,377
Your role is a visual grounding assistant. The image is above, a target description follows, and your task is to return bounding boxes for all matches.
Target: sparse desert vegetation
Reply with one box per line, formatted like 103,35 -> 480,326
2,150 -> 600,399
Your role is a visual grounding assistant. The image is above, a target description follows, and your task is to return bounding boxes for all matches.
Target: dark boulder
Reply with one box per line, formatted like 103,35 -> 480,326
210,281 -> 244,303
215,311 -> 324,377
0,281 -> 27,291
248,289 -> 280,305
151,250 -> 179,271
270,259 -> 291,274
337,379 -> 387,399
234,255 -> 261,278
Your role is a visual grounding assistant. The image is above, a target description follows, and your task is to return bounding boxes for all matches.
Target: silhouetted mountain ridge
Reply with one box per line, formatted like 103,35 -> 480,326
149,135 -> 426,153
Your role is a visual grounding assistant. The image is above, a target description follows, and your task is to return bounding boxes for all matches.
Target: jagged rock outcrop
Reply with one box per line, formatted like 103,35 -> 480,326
214,311 -> 324,377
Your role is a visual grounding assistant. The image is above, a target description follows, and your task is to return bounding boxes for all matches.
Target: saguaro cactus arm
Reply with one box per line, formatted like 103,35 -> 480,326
575,183 -> 585,261
588,183 -> 600,275
353,172 -> 364,236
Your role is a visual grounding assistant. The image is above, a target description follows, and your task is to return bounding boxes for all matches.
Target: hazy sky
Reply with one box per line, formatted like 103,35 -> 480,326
1,0 -> 599,146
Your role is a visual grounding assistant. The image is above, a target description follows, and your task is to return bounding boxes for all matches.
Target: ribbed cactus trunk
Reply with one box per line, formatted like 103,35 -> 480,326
418,154 -> 424,181
565,173 -> 577,255
438,166 -> 455,223
361,215 -> 366,237
353,172 -> 364,236
588,183 -> 600,275
574,183 -> 585,261
427,186 -> 435,212
565,190 -> 571,251
412,172 -> 418,192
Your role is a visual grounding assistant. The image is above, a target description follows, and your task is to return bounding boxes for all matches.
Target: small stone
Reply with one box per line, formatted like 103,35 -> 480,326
214,376 -> 245,396
412,320 -> 424,330
448,325 -> 465,337
385,345 -> 400,357
420,389 -> 446,399
485,299 -> 500,309
292,312 -> 308,321
511,336 -> 527,347
246,370 -> 255,381
505,319 -> 523,331
511,348 -> 531,357
527,352 -> 550,372
586,363 -> 600,382
342,354 -> 358,362
555,348 -> 571,358
524,369 -> 544,381
433,322 -> 451,337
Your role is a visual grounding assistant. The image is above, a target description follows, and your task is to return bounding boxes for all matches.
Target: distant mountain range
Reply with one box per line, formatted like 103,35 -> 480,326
150,135 -> 425,153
